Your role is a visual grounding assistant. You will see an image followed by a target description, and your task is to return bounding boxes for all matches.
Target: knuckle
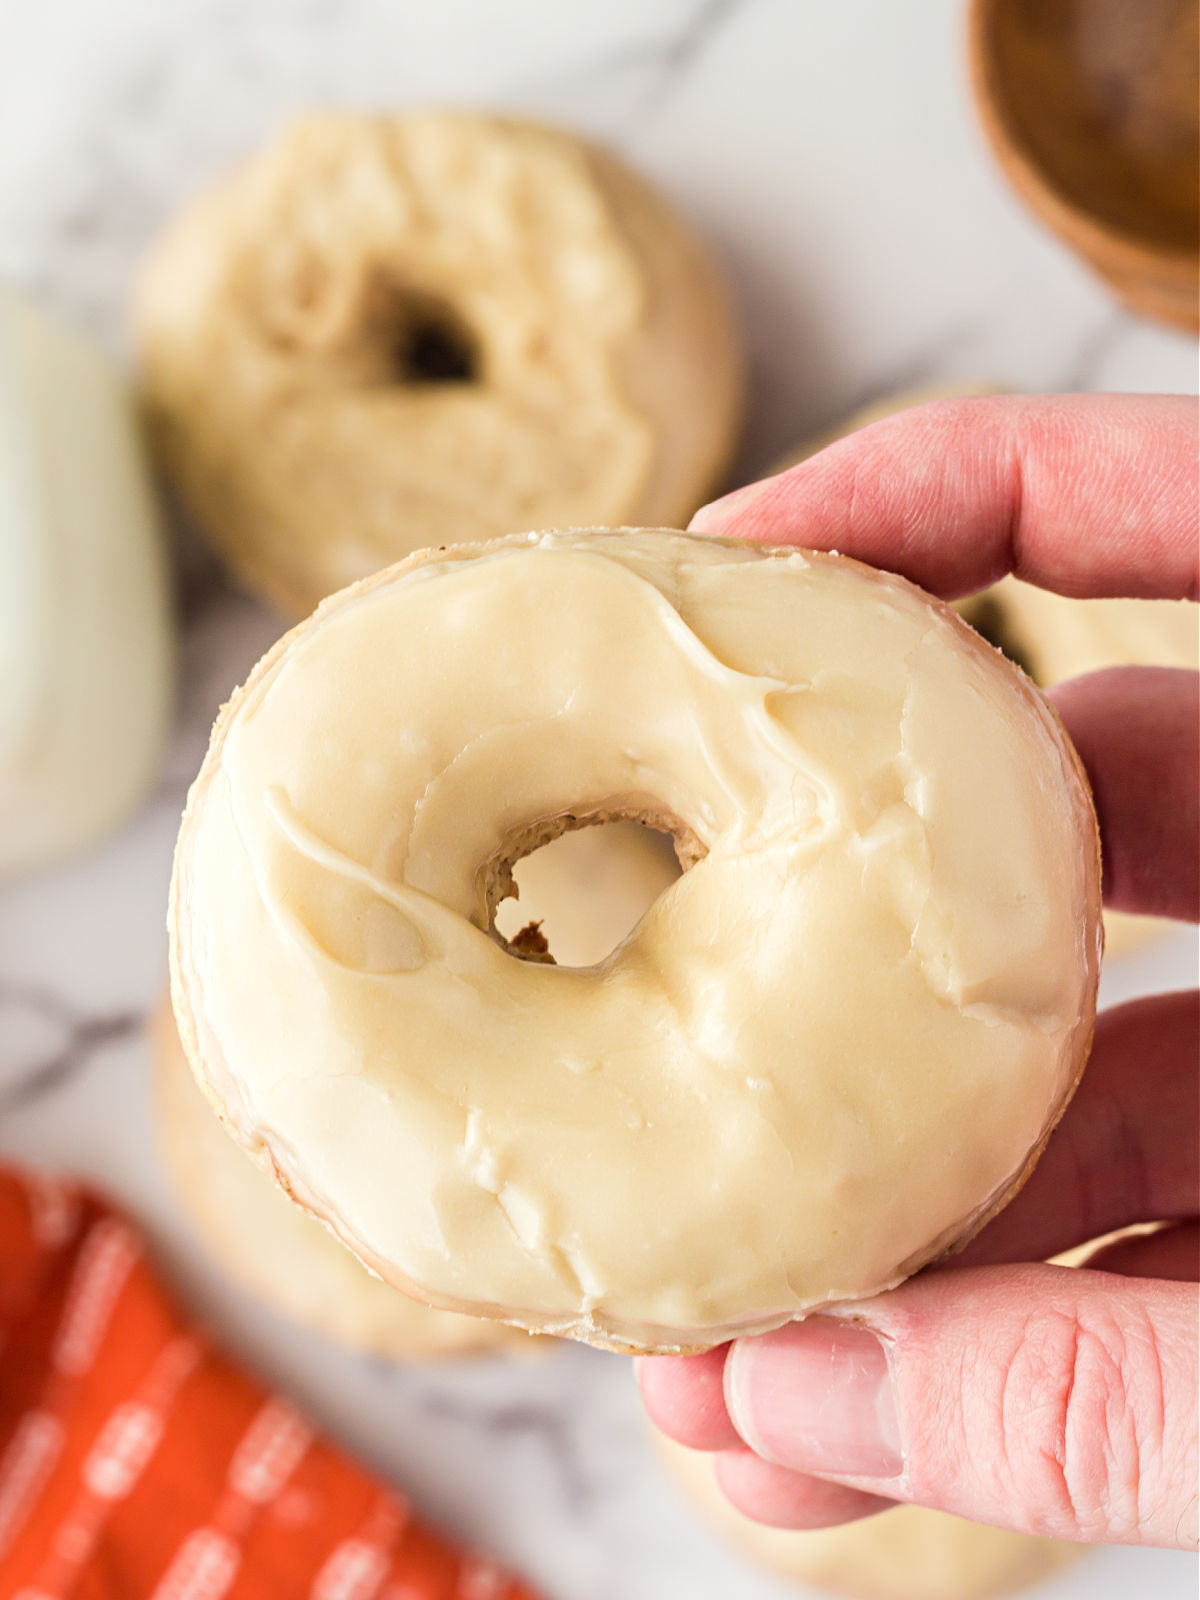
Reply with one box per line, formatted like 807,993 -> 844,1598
988,1297 -> 1165,1540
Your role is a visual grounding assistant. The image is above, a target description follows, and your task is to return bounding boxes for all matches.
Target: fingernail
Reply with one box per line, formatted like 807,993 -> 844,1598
725,1319 -> 903,1479
688,479 -> 770,533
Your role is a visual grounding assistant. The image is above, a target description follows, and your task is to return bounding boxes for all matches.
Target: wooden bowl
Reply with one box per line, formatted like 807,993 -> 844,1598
969,0 -> 1199,331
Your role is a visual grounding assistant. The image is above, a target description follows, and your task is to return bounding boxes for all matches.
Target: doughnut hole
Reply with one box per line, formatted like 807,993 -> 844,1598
259,264 -> 480,385
389,290 -> 479,384
491,818 -> 684,968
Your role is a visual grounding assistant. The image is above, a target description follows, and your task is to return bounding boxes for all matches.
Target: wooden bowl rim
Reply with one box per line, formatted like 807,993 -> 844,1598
967,0 -> 1200,280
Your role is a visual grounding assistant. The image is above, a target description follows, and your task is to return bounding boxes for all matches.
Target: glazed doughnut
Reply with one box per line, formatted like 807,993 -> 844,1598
657,1435 -> 1084,1600
136,113 -> 743,616
150,997 -> 536,1360
169,529 -> 1101,1353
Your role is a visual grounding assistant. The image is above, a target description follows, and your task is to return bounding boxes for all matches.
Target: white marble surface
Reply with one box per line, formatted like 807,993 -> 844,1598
0,2 -> 1196,1597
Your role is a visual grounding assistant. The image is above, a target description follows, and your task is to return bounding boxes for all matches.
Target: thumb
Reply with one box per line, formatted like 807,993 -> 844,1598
723,1264 -> 1198,1549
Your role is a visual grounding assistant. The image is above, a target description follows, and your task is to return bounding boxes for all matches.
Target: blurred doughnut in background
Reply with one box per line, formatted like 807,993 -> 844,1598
773,383 -> 1199,957
136,112 -> 744,617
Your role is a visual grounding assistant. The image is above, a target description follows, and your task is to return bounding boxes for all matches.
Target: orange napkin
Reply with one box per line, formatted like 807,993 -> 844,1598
0,1167 -> 540,1599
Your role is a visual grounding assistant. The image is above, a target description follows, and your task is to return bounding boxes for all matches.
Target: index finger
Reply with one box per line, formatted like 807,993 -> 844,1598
692,393 -> 1198,601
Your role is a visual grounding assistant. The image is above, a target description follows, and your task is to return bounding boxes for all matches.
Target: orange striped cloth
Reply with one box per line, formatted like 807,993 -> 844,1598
0,1168 -> 540,1600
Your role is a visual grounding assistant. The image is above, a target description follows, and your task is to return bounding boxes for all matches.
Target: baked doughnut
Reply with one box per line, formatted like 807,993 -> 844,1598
136,113 -> 743,617
151,996 -> 535,1359
778,387 -> 1199,957
0,284 -> 172,875
657,1435 -> 1084,1600
169,529 -> 1101,1354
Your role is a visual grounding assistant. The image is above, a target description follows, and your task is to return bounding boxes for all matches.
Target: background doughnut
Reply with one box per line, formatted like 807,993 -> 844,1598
774,386 -> 1199,957
136,112 -> 744,616
656,1434 -> 1085,1600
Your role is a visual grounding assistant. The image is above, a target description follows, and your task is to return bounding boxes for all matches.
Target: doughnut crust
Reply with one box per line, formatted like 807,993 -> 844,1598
150,997 -> 537,1360
656,1435 -> 1084,1600
136,114 -> 743,616
170,529 -> 1102,1354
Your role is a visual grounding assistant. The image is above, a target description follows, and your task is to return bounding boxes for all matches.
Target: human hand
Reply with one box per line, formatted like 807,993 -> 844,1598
638,393 -> 1199,1550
